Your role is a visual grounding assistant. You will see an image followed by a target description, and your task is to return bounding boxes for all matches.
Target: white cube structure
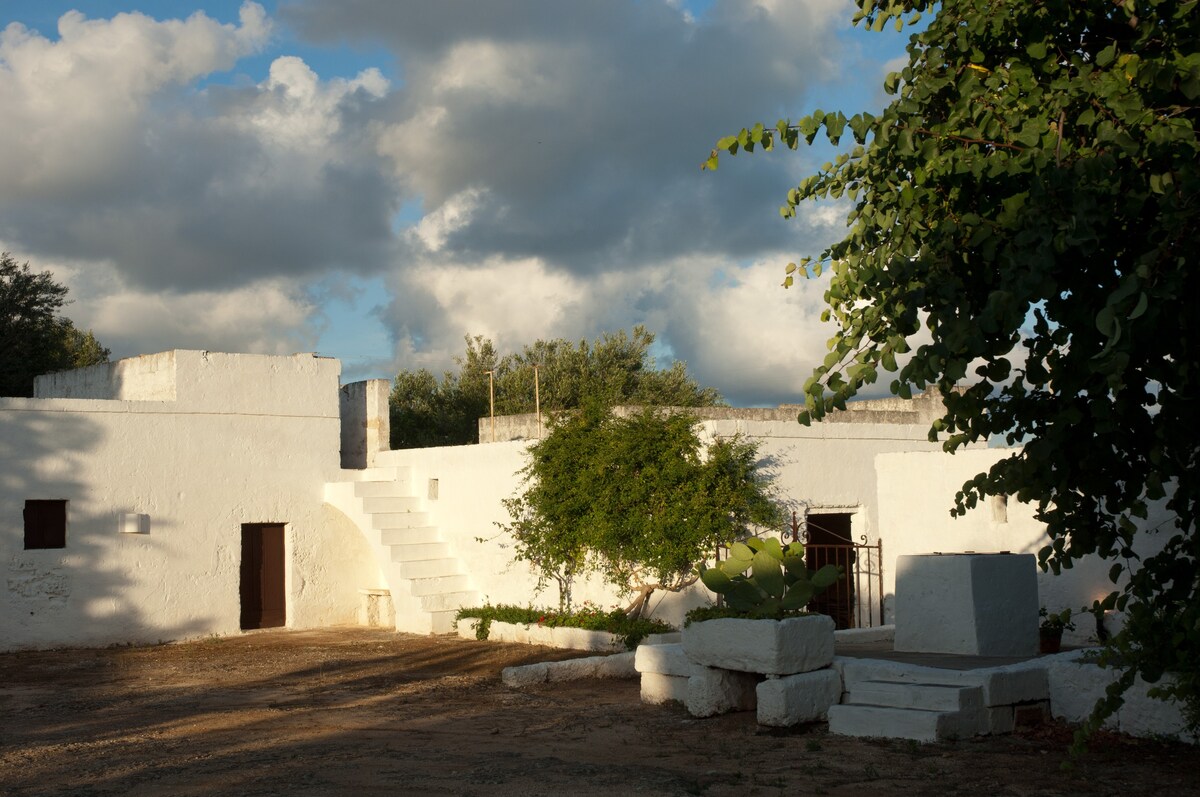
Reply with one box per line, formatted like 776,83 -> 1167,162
894,553 -> 1038,656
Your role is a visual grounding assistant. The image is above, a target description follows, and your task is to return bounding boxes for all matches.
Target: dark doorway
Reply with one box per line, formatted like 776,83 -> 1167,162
240,523 -> 286,629
805,512 -> 856,629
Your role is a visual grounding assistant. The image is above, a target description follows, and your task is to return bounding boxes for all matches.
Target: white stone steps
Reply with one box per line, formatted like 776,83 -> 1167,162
428,610 -> 460,634
339,467 -> 409,484
389,541 -> 450,562
398,558 -> 464,579
849,680 -> 983,713
829,677 -> 986,742
419,590 -> 478,612
371,511 -> 431,529
326,469 -> 476,636
353,480 -> 411,498
361,495 -> 423,513
828,703 -> 973,743
379,526 -> 441,545
409,574 -> 471,596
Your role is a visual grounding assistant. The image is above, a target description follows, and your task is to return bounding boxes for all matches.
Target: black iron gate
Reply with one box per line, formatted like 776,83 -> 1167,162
787,511 -> 884,629
714,513 -> 885,630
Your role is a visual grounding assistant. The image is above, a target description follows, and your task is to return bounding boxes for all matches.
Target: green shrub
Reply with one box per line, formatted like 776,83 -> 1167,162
455,602 -> 674,650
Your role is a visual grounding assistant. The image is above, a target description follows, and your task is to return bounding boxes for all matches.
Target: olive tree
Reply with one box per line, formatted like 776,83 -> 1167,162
501,400 -> 780,618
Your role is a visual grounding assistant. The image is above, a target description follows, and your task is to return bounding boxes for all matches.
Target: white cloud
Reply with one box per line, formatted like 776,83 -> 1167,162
240,56 -> 388,152
0,3 -> 271,193
1,0 -> 898,406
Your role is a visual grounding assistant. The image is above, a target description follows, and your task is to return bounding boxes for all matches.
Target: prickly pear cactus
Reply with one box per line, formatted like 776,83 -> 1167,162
698,537 -> 841,618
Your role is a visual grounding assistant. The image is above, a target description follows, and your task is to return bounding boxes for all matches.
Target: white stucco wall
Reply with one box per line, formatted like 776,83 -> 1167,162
2,351 -> 378,651
698,417 -> 942,543
375,410 -> 947,630
875,448 -> 1173,644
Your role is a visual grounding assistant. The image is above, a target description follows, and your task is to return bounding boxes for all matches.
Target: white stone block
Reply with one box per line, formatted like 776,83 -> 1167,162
686,665 -> 758,717
591,651 -> 638,679
756,668 -> 843,726
643,632 -> 682,646
526,624 -> 556,647
553,626 -> 625,652
683,615 -> 835,675
828,704 -> 977,743
987,705 -> 1015,734
641,672 -> 689,705
456,617 -> 480,639
357,588 -> 393,628
894,553 -> 1038,656
975,664 -> 1049,707
635,642 -> 691,676
834,625 -> 895,645
850,680 -> 982,713
502,662 -> 549,687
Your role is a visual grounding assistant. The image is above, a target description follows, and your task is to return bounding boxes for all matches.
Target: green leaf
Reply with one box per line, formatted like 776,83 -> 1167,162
811,564 -> 842,589
753,549 -> 785,598
782,581 -> 815,609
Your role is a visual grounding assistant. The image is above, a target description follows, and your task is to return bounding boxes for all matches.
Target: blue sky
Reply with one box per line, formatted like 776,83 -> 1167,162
0,1 -> 909,404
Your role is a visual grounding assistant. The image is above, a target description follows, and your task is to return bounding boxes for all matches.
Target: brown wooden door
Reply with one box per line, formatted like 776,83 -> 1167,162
240,523 -> 286,629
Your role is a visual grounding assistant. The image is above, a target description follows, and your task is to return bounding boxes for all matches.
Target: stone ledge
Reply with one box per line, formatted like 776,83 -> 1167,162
501,652 -> 636,687
457,618 -> 628,652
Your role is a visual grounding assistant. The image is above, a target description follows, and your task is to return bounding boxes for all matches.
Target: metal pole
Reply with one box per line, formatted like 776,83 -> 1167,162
533,364 -> 541,438
487,370 -> 495,442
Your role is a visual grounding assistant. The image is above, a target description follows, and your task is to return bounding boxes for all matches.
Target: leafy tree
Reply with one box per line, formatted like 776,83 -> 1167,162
502,399 -> 780,619
1,253 -> 110,397
706,0 -> 1199,736
390,326 -> 722,448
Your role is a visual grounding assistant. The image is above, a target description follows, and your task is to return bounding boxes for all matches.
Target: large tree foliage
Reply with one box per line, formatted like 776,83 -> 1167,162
1,253 -> 110,397
389,326 -> 722,448
707,0 -> 1199,733
501,400 -> 780,619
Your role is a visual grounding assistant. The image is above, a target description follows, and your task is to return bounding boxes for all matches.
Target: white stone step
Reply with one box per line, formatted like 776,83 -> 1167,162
361,495 -> 423,513
848,680 -> 982,713
354,480 -> 412,498
379,526 -> 441,545
419,590 -> 478,612
429,609 -> 460,634
339,467 -> 406,483
371,511 -> 431,529
397,558 -> 464,579
828,704 -> 975,743
389,542 -> 450,562
409,574 -> 471,596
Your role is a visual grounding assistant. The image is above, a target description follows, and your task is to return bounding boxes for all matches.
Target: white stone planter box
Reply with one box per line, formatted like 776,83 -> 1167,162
683,614 -> 835,675
456,618 -> 628,652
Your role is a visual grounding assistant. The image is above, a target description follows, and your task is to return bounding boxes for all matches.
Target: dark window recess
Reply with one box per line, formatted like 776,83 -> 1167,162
24,500 -> 67,549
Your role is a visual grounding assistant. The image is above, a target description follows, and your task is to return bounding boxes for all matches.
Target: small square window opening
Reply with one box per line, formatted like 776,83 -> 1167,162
24,499 -> 67,549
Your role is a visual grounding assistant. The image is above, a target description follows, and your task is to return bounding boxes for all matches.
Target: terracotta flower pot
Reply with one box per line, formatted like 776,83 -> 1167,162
1039,627 -> 1063,654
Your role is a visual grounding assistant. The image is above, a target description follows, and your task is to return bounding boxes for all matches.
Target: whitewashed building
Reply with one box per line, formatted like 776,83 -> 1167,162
1,350 -> 1141,650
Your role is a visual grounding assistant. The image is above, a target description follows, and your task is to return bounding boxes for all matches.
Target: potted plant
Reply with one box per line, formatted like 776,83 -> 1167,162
1039,607 -> 1075,654
684,537 -> 842,675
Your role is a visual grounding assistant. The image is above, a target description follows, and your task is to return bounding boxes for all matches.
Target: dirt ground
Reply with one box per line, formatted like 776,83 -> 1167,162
1,628 -> 1197,797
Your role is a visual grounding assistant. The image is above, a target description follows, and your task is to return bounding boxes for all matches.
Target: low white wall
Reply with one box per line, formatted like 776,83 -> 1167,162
2,352 -> 375,650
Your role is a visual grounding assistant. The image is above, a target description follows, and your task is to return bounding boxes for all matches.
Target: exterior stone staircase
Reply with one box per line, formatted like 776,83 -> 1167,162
828,679 -> 987,742
324,467 -> 478,634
